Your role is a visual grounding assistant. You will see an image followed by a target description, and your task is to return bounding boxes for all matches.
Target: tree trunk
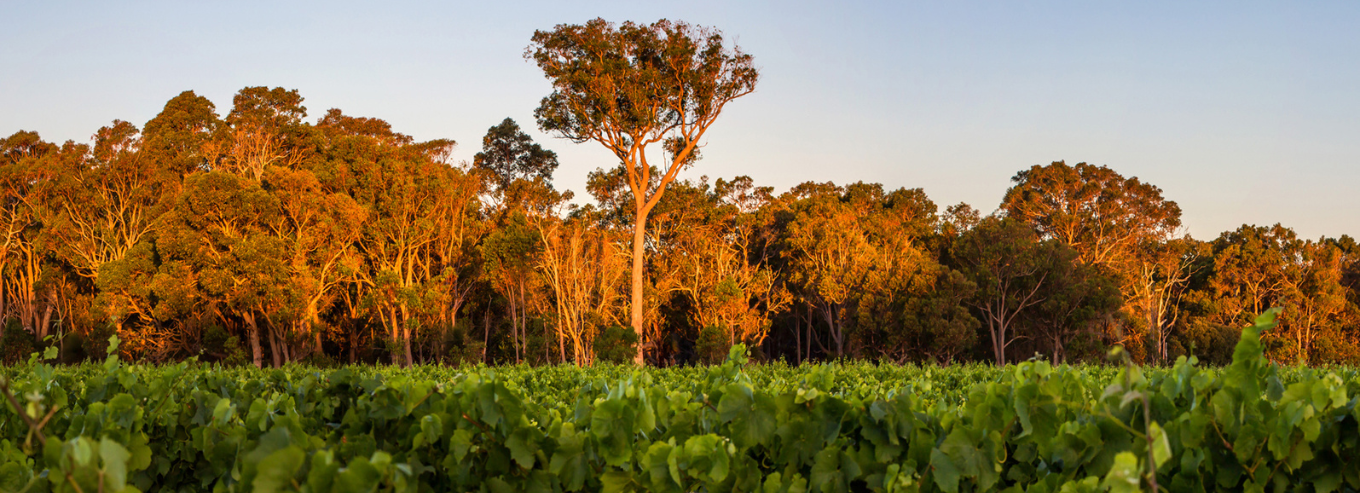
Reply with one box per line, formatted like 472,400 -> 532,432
820,303 -> 840,358
1052,334 -> 1063,365
244,312 -> 263,368
307,301 -> 323,356
0,272 -> 6,339
557,316 -> 566,365
347,322 -> 356,364
993,319 -> 1005,366
629,209 -> 650,365
510,294 -> 521,363
38,302 -> 53,340
401,306 -> 414,367
986,306 -> 1005,366
268,326 -> 283,368
805,306 -> 813,362
403,329 -> 414,367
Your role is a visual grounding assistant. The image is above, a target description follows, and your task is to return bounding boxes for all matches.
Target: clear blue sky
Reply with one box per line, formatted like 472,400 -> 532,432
3,1 -> 1357,240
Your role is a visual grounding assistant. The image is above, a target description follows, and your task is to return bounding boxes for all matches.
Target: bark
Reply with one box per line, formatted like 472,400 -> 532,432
557,317 -> 566,365
268,326 -> 283,368
401,306 -> 413,367
244,312 -> 263,368
805,306 -> 814,362
0,275 -> 5,340
629,211 -> 650,365
403,330 -> 414,367
38,303 -> 53,339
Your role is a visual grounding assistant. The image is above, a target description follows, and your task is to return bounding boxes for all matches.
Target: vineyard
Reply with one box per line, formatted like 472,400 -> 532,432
2,310 -> 1359,492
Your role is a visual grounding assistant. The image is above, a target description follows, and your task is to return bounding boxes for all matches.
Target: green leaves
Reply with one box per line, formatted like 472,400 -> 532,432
929,429 -> 998,493
718,383 -> 777,449
1148,422 -> 1172,468
1100,452 -> 1142,493
251,445 -> 304,493
1,314 -> 1357,492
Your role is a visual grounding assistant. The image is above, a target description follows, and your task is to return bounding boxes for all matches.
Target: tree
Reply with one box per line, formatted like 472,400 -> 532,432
1179,224 -> 1358,364
1278,241 -> 1351,364
1129,238 -> 1201,363
528,18 -> 759,364
1001,161 -> 1183,361
89,94 -> 225,354
473,118 -> 559,192
776,182 -> 939,360
1001,161 -> 1181,266
1025,258 -> 1123,364
652,177 -> 788,358
221,87 -> 308,181
482,213 -> 543,363
535,211 -> 628,365
264,164 -> 367,359
0,132 -> 62,341
158,171 -> 287,367
894,267 -> 979,364
780,183 -> 876,358
140,90 -> 225,178
350,136 -> 473,366
951,217 -> 1072,365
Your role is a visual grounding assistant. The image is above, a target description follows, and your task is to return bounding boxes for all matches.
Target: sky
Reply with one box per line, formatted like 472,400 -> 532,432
3,1 -> 1358,240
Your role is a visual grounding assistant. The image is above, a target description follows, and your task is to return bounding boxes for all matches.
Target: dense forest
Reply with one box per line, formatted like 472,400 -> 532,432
3,17 -> 1359,369
2,86 -> 1358,368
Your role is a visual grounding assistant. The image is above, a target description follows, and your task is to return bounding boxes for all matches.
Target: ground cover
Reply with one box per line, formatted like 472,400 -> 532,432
1,310 -> 1358,492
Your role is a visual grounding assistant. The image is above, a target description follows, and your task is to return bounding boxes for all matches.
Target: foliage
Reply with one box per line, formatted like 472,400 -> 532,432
529,18 -> 760,362
593,325 -> 640,364
473,118 -> 559,192
1,316 -> 1359,492
0,20 -> 1359,370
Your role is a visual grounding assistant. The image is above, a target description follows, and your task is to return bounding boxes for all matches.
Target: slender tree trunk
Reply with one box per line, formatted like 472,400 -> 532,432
307,301 -> 323,356
244,312 -> 263,368
510,294 -> 521,363
38,303 -> 53,339
268,326 -> 283,368
401,306 -> 414,367
629,211 -> 649,365
805,305 -> 813,362
403,331 -> 414,367
347,321 -> 356,364
994,318 -> 1005,366
0,272 -> 6,338
482,309 -> 490,363
820,303 -> 840,357
557,316 -> 566,365
986,306 -> 1004,366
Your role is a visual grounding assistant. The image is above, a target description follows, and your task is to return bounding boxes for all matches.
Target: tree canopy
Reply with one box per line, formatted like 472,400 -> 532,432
0,20 -> 1356,369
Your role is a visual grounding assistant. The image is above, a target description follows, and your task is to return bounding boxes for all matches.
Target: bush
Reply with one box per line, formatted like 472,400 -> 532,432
440,322 -> 485,365
201,325 -> 248,366
0,322 -> 37,365
592,325 -> 638,364
695,325 -> 731,365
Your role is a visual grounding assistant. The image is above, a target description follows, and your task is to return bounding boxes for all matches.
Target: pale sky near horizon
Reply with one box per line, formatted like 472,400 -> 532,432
3,1 -> 1357,240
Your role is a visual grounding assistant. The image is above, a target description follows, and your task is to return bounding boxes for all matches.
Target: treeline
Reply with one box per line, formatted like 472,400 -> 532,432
2,87 -> 1358,367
